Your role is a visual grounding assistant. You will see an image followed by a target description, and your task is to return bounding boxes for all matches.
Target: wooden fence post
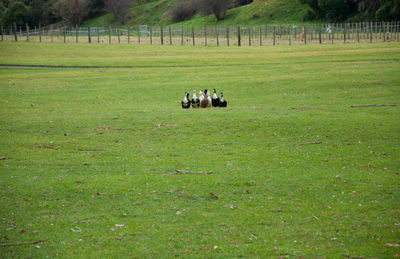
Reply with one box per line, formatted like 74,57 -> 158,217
319,24 -> 322,44
1,25 -> 3,42
383,22 -> 386,42
14,23 -> 18,41
192,26 -> 195,45
117,27 -> 120,43
126,26 -> 129,44
356,23 -> 359,43
248,26 -> 251,46
108,26 -> 111,44
50,25 -> 53,43
169,26 -> 172,45
216,25 -> 219,46
226,26 -> 229,46
369,22 -> 372,43
39,24 -> 41,42
63,25 -> 66,43
259,26 -> 262,46
97,26 -> 100,43
26,24 -> 29,42
181,25 -> 184,45
273,26 -> 276,45
88,26 -> 91,43
138,26 -> 141,44
76,26 -> 78,43
161,25 -> 164,45
344,23 -> 346,43
289,25 -> 291,45
237,26 -> 241,46
204,25 -> 207,46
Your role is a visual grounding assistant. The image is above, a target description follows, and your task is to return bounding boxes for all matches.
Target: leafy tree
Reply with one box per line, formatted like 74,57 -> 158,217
3,1 -> 29,26
56,0 -> 87,26
22,0 -> 58,25
355,0 -> 381,19
0,1 -> 6,24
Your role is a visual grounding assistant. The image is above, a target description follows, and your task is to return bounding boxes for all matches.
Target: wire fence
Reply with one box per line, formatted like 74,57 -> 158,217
1,22 -> 399,46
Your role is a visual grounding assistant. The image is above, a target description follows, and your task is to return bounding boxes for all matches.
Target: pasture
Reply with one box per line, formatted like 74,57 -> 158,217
0,42 -> 399,258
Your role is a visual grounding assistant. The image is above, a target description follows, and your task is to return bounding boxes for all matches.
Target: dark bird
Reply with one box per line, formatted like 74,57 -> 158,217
211,88 -> 220,107
200,89 -> 211,108
191,89 -> 200,108
181,92 -> 191,109
219,92 -> 227,107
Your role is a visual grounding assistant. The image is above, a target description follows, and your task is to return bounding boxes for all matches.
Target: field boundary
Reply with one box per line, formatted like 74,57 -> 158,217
1,21 -> 399,46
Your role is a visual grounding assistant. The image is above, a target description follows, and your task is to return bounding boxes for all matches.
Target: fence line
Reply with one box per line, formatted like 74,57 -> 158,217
1,22 -> 399,46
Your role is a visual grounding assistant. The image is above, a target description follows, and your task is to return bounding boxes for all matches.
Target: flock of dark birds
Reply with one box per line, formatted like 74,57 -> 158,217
181,89 -> 227,109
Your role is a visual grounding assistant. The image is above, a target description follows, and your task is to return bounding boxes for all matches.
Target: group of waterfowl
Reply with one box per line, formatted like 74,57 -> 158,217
182,89 -> 227,109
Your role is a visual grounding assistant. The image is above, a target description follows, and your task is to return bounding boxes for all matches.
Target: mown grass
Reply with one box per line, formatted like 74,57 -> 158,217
0,42 -> 399,258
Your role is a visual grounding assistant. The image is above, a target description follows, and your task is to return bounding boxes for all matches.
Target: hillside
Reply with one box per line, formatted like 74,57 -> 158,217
84,0 -> 308,26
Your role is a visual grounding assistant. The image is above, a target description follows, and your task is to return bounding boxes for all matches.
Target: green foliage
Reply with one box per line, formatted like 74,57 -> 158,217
0,1 -> 6,24
87,0 -> 106,19
318,0 -> 356,21
0,42 -> 399,257
3,1 -> 29,26
24,0 -> 59,25
0,0 -> 60,26
298,0 -> 322,19
376,0 -> 400,21
300,0 -> 400,21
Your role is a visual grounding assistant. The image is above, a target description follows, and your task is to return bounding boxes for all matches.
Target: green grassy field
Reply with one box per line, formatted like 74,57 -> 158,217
0,42 -> 399,258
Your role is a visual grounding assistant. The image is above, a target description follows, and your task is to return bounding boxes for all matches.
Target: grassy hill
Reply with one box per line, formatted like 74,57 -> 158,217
84,0 -> 308,26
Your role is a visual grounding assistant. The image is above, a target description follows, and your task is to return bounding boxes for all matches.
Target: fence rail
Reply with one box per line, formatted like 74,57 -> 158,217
1,22 -> 399,46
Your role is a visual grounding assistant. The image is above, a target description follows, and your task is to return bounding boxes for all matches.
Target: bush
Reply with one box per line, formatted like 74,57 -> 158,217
105,0 -> 132,23
167,0 -> 197,22
197,0 -> 233,20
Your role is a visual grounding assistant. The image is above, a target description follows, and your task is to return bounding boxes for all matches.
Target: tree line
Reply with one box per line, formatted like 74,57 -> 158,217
0,0 -> 136,26
300,0 -> 400,22
0,0 -> 398,28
